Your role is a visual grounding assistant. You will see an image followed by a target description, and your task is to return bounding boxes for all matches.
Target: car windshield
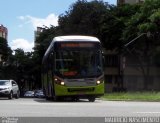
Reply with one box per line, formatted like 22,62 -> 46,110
25,91 -> 34,94
55,50 -> 103,78
35,90 -> 43,93
0,80 -> 9,86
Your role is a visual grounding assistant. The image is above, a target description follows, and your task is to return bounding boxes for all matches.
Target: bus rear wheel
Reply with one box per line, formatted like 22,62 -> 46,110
46,96 -> 51,101
70,97 -> 79,102
88,97 -> 95,102
55,96 -> 64,102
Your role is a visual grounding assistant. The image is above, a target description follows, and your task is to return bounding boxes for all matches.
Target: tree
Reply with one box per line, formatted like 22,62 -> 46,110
0,37 -> 12,79
58,0 -> 112,40
122,0 -> 160,90
33,26 -> 58,88
34,26 -> 58,59
0,37 -> 11,62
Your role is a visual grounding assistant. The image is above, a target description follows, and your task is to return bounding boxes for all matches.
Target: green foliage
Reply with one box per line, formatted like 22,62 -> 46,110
123,0 -> 160,39
0,37 -> 11,61
121,0 -> 160,90
103,5 -> 135,46
149,9 -> 160,22
102,92 -> 160,101
34,26 -> 57,59
58,0 -> 111,37
122,0 -> 160,61
32,26 -> 58,88
138,22 -> 157,33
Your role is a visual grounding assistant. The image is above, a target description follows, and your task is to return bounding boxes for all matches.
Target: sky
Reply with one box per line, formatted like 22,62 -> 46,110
0,0 -> 116,52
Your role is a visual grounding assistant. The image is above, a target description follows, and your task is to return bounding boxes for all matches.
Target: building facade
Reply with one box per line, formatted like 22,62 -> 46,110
104,49 -> 160,92
0,24 -> 8,62
0,24 -> 8,40
103,49 -> 123,92
34,27 -> 44,47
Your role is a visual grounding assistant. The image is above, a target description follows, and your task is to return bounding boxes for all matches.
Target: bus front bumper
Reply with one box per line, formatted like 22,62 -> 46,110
54,83 -> 104,97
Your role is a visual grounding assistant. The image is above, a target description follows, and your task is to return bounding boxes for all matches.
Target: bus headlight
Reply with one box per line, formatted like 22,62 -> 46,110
60,82 -> 65,86
96,80 -> 101,85
96,79 -> 104,85
54,78 -> 65,86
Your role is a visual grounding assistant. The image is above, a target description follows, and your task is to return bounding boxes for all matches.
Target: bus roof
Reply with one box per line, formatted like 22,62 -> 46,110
42,36 -> 100,64
53,35 -> 100,42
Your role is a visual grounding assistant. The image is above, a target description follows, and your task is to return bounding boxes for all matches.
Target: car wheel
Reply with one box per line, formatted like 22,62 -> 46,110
8,91 -> 13,99
15,91 -> 20,99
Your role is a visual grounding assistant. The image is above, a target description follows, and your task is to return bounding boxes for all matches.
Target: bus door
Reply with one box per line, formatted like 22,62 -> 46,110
47,52 -> 55,97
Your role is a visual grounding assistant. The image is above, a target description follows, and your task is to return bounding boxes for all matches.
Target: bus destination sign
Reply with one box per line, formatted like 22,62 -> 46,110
60,42 -> 95,48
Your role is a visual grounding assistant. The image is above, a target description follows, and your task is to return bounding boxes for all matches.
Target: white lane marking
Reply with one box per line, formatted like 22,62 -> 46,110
134,112 -> 160,114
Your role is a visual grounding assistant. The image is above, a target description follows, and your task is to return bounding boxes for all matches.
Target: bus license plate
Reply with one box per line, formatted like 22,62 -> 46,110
77,92 -> 85,95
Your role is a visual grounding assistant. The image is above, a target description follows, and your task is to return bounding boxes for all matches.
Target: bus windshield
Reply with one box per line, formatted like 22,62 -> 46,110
55,50 -> 103,78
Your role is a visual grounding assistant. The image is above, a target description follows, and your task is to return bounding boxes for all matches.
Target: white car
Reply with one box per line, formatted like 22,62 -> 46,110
0,80 -> 20,99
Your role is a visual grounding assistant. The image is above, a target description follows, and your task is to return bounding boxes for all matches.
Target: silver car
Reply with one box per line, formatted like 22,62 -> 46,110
0,80 -> 20,99
24,91 -> 34,97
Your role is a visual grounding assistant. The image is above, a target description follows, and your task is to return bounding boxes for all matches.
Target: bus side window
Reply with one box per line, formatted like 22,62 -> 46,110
43,61 -> 47,74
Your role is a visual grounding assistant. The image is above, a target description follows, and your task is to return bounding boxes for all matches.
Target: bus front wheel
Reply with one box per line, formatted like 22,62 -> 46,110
54,96 -> 64,102
88,97 -> 95,102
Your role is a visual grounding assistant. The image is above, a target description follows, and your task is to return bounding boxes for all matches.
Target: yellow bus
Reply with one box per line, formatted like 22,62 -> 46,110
42,36 -> 104,102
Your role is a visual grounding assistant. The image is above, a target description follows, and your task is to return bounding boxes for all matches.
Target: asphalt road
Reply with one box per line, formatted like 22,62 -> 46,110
0,98 -> 160,117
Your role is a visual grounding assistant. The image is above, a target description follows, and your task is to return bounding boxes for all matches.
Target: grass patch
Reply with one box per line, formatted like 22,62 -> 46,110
101,92 -> 160,101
